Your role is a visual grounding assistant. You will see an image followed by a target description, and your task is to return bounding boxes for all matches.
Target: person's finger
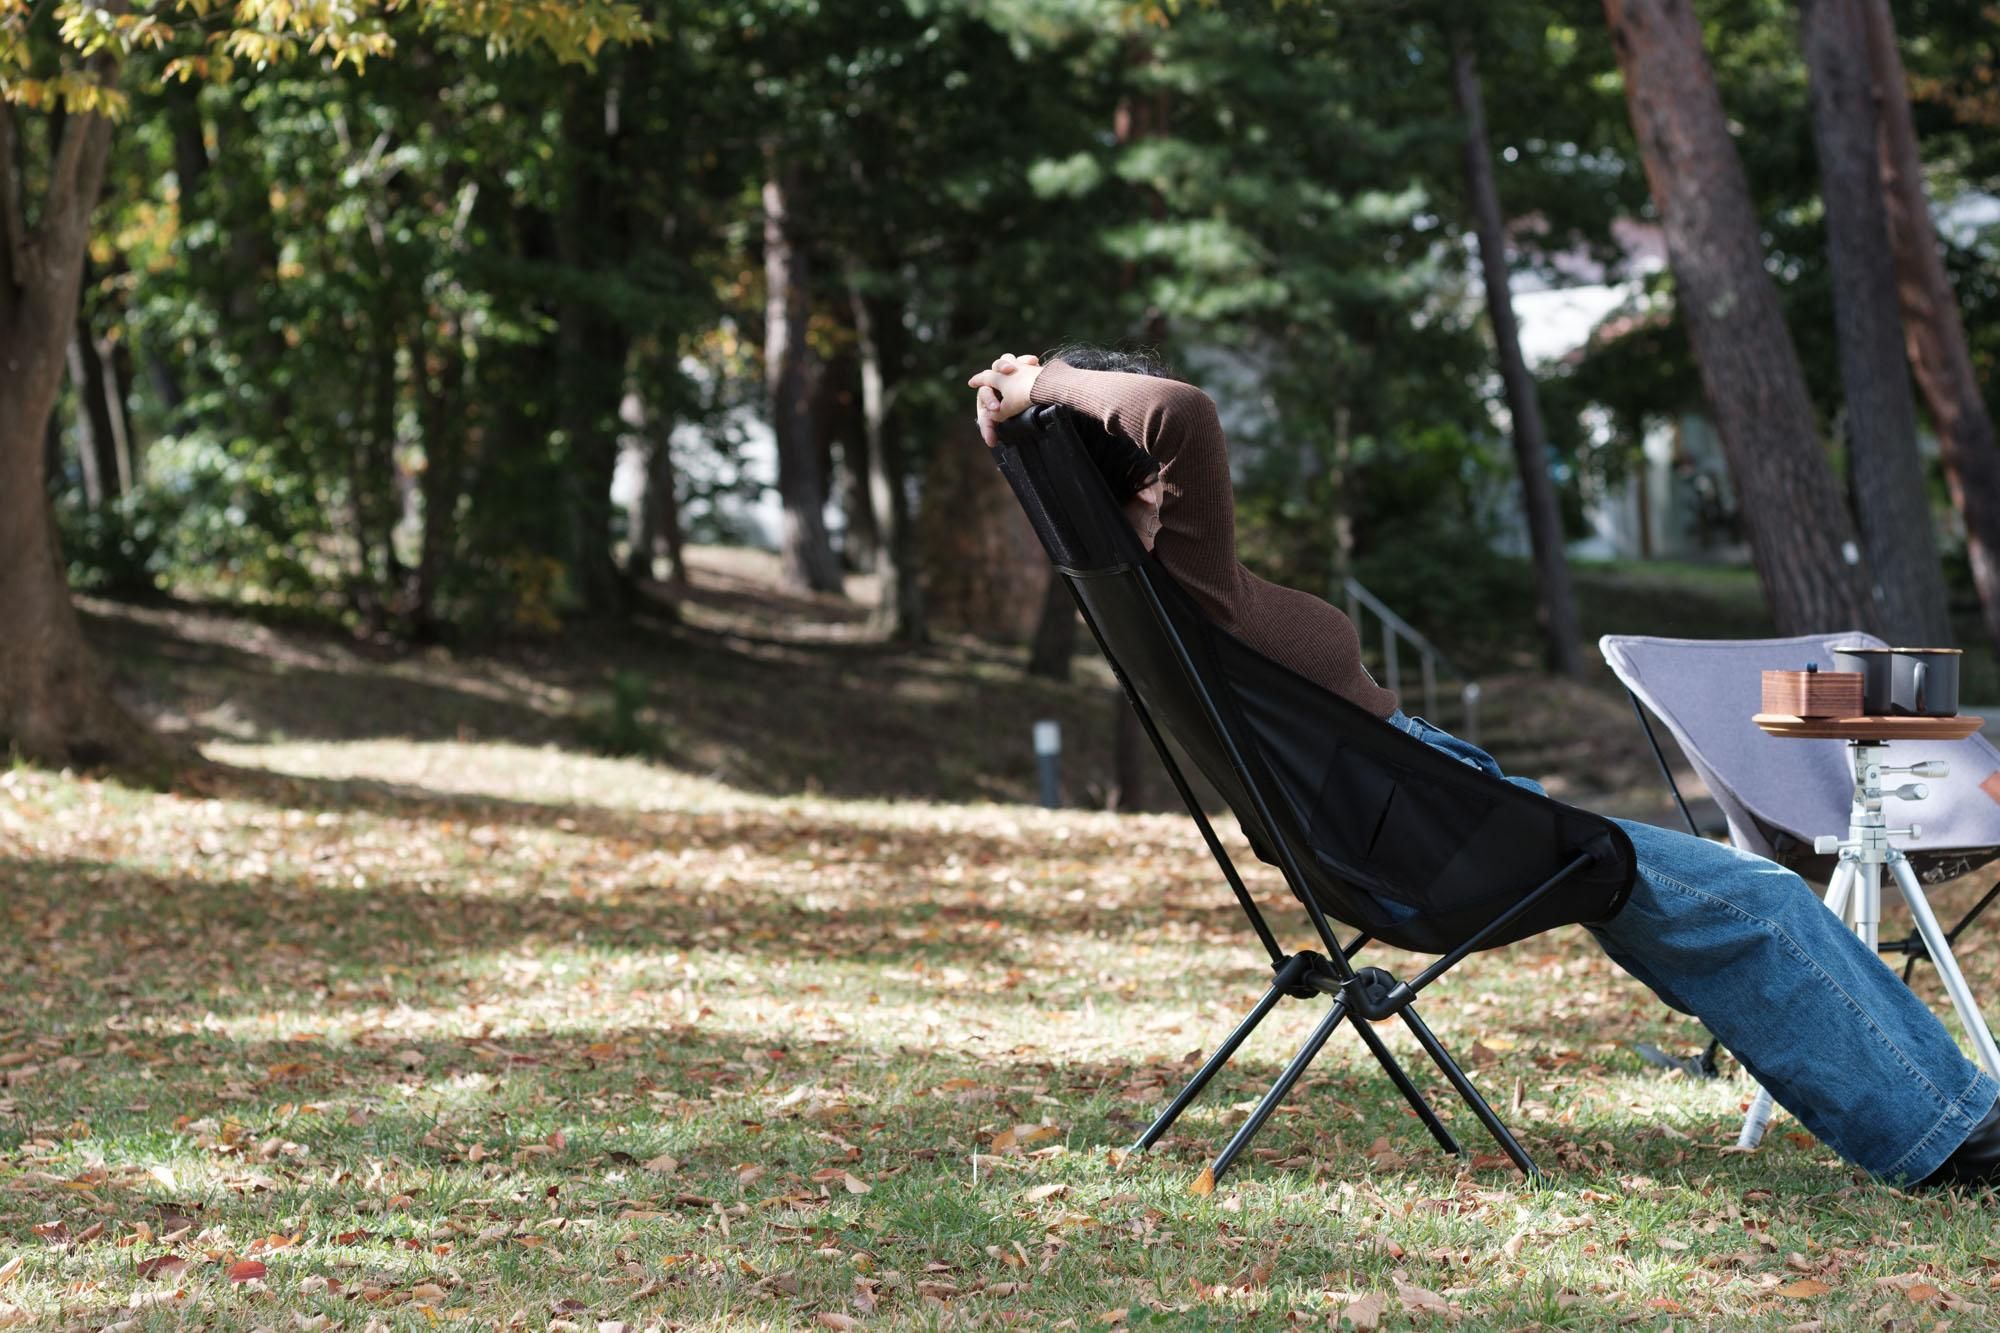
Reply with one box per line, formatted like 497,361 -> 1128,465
966,369 -> 1005,394
1018,354 -> 1040,366
978,386 -> 1001,411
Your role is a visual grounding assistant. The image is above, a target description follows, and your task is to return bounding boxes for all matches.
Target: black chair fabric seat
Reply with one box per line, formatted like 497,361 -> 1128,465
990,403 -> 1636,1185
999,405 -> 1634,956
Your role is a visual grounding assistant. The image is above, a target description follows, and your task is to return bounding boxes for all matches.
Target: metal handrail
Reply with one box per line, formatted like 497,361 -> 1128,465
1343,576 -> 1481,744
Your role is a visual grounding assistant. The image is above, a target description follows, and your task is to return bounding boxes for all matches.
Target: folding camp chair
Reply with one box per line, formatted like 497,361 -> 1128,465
1601,633 -> 2000,1140
990,405 -> 1636,1186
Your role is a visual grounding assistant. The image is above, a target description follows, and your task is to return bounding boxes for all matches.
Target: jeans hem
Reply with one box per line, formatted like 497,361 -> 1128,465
1882,1070 -> 2000,1185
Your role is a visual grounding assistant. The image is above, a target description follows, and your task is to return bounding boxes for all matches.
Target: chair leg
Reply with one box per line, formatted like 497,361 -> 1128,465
1399,1005 -> 1539,1180
1208,998 -> 1349,1185
1132,955 -> 1312,1153
1350,1015 -> 1462,1157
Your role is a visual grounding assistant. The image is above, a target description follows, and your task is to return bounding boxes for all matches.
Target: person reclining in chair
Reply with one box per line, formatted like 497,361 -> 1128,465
967,346 -> 2000,1193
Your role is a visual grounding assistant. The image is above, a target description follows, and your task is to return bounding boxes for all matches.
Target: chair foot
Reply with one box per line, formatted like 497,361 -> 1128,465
1400,1005 -> 1539,1178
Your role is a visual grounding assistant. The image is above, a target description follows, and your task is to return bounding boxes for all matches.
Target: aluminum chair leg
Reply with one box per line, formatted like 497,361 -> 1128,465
1207,999 -> 1350,1184
1889,851 -> 2000,1078
1349,1015 -> 1462,1156
1133,954 -> 1313,1153
1399,1005 -> 1539,1179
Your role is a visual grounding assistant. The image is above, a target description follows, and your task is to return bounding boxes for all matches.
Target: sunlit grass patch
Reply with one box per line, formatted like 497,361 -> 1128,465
4,743 -> 1998,1330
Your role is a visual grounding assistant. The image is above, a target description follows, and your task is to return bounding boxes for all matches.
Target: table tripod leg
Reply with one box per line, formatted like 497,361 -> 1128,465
1888,853 -> 2000,1079
1737,1087 -> 1777,1151
1855,856 -> 1883,953
1740,857 -> 1859,1151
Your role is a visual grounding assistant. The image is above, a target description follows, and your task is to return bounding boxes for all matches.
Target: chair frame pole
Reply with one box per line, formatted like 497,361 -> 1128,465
1067,568 -> 1591,1185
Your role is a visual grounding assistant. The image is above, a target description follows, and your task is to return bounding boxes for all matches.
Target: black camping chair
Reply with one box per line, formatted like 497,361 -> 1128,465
991,405 -> 1637,1186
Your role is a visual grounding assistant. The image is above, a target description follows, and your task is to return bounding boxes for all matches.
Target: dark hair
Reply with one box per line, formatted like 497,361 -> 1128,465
1042,343 -> 1179,380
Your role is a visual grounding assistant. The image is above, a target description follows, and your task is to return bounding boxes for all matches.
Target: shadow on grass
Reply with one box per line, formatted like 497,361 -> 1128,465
4,853 -> 1292,1024
83,595 -> 1159,809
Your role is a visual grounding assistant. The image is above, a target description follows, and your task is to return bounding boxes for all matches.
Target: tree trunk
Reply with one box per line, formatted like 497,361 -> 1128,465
1450,35 -> 1584,677
762,146 -> 845,595
66,319 -> 122,507
106,334 -> 137,488
1863,0 -> 2000,652
847,273 -> 923,641
1026,576 -> 1079,680
621,386 -> 690,601
557,78 -> 632,618
1802,0 -> 1953,647
410,328 -> 467,638
0,94 -> 164,772
1603,0 -> 1878,634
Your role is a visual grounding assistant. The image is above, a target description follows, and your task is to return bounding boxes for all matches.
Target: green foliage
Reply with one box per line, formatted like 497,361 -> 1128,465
27,0 -> 1999,654
577,668 -> 660,757
140,433 -> 327,601
52,490 -> 163,597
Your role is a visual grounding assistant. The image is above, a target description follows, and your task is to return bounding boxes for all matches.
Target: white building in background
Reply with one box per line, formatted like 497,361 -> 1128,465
1499,217 -> 1748,564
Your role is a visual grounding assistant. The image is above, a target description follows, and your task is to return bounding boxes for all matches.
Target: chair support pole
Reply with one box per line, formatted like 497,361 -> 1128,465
1400,1005 -> 1539,1179
1133,953 -> 1314,1152
1395,854 -> 1593,1002
1209,998 -> 1350,1183
1348,1015 -> 1462,1156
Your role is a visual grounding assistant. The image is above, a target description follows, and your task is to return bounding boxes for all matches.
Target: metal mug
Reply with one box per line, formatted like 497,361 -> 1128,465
1890,647 -> 1960,717
1832,646 -> 1960,716
1832,648 -> 1896,714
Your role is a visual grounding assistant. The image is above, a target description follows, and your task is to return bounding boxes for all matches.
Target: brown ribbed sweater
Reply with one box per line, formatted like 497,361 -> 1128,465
1031,360 -> 1398,718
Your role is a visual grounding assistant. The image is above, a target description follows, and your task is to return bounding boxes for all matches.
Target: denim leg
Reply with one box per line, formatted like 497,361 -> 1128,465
1588,820 -> 1998,1182
1382,709 -> 2000,1181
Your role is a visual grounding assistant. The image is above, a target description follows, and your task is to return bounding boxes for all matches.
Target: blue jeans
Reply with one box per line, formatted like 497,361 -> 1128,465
1386,709 -> 1998,1182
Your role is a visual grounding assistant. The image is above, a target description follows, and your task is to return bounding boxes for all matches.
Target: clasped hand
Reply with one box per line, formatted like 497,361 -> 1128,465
966,352 -> 1040,448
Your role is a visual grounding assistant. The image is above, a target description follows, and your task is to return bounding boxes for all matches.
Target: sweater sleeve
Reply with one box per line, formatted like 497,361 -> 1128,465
1028,360 -> 1220,490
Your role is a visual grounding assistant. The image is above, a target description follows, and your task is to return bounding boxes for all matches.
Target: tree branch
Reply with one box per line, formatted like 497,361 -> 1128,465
37,1 -> 130,281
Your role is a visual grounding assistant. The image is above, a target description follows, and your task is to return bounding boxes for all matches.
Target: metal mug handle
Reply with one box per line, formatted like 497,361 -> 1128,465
1914,660 -> 1928,714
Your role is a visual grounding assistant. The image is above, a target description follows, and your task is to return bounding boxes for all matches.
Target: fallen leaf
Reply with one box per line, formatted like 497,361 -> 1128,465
842,1173 -> 871,1195
1340,1292 -> 1388,1330
1021,1183 -> 1067,1203
642,1154 -> 679,1175
1776,1279 -> 1831,1299
1189,1168 -> 1215,1197
0,1258 -> 18,1288
1395,1280 -> 1450,1315
135,1255 -> 187,1281
815,1316 -> 860,1330
228,1260 -> 267,1283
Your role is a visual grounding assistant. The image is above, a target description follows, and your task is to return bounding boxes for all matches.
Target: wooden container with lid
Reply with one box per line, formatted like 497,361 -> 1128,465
1761,666 -> 1864,718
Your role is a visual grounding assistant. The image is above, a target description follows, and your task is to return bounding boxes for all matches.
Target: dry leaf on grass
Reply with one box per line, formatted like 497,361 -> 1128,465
1339,1292 -> 1388,1330
1395,1280 -> 1450,1315
1776,1279 -> 1831,1299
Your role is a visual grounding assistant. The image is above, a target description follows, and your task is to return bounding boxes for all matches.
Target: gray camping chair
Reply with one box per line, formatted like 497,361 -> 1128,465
1601,632 -> 2000,882
1601,632 -> 2000,1142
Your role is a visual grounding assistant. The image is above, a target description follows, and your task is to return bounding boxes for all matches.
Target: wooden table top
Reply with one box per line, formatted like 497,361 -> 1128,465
1752,712 -> 1987,741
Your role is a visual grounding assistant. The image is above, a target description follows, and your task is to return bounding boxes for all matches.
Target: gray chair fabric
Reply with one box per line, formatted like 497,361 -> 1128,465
1600,633 -> 2000,883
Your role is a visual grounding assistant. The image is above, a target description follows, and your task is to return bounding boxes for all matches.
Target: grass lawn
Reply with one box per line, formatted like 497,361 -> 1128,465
3,551 -> 1998,1329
